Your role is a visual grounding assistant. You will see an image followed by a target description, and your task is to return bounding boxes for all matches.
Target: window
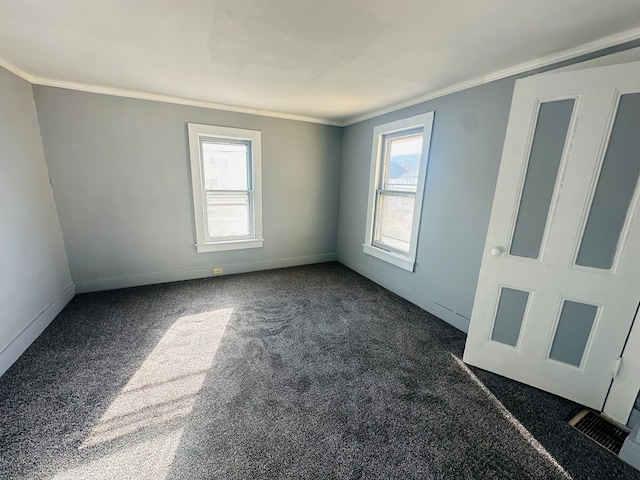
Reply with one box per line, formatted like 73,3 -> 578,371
363,112 -> 434,271
188,123 -> 263,253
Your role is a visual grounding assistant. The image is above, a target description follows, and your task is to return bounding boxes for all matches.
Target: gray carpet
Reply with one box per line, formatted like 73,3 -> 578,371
0,262 -> 638,479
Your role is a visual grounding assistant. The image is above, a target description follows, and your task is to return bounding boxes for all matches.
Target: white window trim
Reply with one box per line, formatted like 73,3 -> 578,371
363,112 -> 434,272
187,123 -> 264,253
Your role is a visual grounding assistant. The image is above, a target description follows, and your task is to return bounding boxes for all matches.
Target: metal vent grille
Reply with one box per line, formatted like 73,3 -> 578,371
569,409 -> 629,455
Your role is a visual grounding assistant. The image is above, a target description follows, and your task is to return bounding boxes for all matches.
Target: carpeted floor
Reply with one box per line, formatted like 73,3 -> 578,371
0,262 -> 638,479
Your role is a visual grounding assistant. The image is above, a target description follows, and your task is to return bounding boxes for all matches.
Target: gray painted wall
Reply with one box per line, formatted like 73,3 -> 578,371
0,68 -> 73,375
337,78 -> 516,332
336,44 -> 640,333
34,87 -> 342,292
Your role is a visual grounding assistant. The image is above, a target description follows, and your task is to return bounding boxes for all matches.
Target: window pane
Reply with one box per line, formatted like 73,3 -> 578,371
491,287 -> 529,347
576,93 -> 640,269
374,193 -> 415,252
383,134 -> 423,192
549,300 -> 598,367
510,99 -> 574,259
205,191 -> 251,240
202,140 -> 248,190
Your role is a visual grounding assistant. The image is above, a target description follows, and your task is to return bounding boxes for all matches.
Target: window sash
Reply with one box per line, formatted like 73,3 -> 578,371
203,190 -> 255,242
379,128 -> 424,192
372,190 -> 416,255
373,127 -> 424,254
362,112 -> 434,271
199,137 -> 256,243
199,136 -> 252,191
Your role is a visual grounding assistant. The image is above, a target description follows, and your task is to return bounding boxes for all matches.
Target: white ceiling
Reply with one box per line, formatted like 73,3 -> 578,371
1,0 -> 640,124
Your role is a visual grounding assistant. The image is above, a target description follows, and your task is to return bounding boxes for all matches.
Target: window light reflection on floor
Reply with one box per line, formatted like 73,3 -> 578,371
54,308 -> 233,480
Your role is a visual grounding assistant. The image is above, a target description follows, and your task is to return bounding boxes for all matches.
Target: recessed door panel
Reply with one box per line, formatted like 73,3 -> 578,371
548,300 -> 598,368
576,93 -> 640,270
491,288 -> 529,347
510,100 -> 574,259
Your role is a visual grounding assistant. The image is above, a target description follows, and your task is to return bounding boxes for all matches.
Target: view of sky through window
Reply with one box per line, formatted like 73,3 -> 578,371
385,135 -> 422,191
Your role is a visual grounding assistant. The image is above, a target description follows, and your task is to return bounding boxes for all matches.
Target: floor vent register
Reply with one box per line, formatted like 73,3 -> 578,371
569,409 -> 629,455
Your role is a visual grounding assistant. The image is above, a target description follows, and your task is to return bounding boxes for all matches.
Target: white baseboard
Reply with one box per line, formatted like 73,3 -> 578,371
337,254 -> 470,333
0,283 -> 76,377
75,253 -> 338,293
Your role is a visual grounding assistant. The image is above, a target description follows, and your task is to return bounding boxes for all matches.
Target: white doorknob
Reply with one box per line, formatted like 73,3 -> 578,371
490,246 -> 504,257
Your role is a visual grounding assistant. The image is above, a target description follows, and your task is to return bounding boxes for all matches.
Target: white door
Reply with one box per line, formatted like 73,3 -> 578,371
464,61 -> 640,424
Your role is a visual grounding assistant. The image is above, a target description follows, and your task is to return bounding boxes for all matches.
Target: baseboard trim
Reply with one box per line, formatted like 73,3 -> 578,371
75,253 -> 338,293
337,254 -> 470,333
0,283 -> 76,377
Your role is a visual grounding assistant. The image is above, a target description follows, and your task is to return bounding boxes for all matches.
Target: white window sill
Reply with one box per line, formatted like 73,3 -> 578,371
362,244 -> 415,272
196,239 -> 264,253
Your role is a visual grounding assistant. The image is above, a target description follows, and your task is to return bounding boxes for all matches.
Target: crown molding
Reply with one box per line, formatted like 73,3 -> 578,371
0,57 -> 34,83
2,23 -> 640,128
31,78 -> 342,126
341,25 -> 640,126
0,57 -> 340,126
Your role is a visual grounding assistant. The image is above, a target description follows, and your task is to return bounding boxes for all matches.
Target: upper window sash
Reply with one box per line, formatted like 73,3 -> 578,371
378,127 -> 424,193
199,136 -> 252,191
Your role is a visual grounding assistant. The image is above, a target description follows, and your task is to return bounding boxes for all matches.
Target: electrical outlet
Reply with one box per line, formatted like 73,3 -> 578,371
213,268 -> 223,275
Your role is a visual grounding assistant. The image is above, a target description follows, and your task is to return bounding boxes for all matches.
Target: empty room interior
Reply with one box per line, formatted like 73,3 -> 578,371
4,1 -> 640,478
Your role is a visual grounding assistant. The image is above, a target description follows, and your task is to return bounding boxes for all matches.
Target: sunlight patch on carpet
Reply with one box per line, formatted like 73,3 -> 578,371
451,353 -> 573,480
81,308 -> 233,448
54,308 -> 233,480
54,429 -> 184,480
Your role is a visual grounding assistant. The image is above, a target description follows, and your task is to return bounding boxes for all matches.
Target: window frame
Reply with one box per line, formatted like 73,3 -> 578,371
187,123 -> 264,253
363,112 -> 434,271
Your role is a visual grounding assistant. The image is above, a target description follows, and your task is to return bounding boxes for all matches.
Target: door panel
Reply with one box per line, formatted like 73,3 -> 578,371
548,300 -> 598,368
490,287 -> 529,347
464,62 -> 640,422
510,99 -> 575,259
576,93 -> 640,270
